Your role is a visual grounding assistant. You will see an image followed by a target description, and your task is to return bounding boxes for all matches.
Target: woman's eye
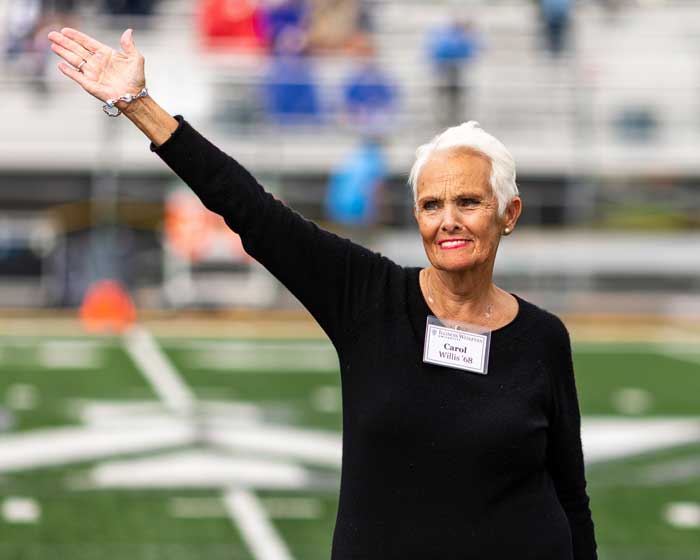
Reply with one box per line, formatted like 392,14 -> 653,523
458,198 -> 479,206
423,200 -> 439,210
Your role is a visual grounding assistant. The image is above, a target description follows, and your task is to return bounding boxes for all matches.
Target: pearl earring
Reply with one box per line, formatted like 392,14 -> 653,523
503,227 -> 512,235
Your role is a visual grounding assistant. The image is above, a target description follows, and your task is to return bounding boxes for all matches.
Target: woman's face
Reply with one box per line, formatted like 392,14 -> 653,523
414,148 -> 520,274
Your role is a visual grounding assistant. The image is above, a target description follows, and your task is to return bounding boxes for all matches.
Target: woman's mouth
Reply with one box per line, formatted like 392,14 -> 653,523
438,239 -> 470,250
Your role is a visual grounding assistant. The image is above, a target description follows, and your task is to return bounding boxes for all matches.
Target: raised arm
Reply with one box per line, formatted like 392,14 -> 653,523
47,28 -> 396,345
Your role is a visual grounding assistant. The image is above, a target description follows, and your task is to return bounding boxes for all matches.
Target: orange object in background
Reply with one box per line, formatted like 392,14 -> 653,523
80,280 -> 137,334
165,188 -> 252,263
198,0 -> 268,51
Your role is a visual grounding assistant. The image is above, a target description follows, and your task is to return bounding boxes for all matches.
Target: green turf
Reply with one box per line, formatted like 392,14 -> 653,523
0,336 -> 698,560
574,350 -> 700,415
588,441 -> 700,550
258,491 -> 337,560
0,339 -> 155,432
0,462 -> 252,559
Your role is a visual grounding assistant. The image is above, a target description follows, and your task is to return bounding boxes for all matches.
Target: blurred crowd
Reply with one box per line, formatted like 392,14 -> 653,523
0,0 -> 618,227
199,0 -> 372,54
3,0 -> 159,93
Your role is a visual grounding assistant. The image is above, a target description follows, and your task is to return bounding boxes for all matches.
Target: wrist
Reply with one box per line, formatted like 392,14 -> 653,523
119,95 -> 147,117
103,86 -> 148,117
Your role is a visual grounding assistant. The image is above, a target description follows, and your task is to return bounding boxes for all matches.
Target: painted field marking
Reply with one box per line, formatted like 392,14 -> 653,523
656,350 -> 700,369
582,417 -> 700,463
169,497 -> 227,519
5,384 -> 39,411
37,340 -> 103,369
311,385 -> 341,413
261,497 -> 323,520
663,502 -> 700,529
224,488 -> 294,560
171,340 -> 335,352
122,326 -> 195,415
0,423 -> 195,473
637,455 -> 700,485
168,340 -> 339,372
611,387 -> 653,415
89,450 -> 310,490
75,400 -> 262,427
209,424 -> 342,468
2,497 -> 41,523
122,327 -> 296,560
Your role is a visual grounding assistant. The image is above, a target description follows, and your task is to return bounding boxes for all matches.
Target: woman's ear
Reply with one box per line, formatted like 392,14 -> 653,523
504,196 -> 522,230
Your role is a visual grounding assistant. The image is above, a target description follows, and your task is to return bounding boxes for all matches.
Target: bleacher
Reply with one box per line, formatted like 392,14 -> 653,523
0,0 -> 699,313
1,0 -> 699,175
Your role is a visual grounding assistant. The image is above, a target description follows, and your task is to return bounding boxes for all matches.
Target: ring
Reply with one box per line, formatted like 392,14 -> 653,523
77,59 -> 87,72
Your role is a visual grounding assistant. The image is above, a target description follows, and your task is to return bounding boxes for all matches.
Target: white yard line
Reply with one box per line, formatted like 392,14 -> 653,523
122,326 -> 196,416
209,424 -> 342,468
0,423 -> 195,472
582,417 -> 700,463
89,451 -> 310,490
224,488 -> 294,560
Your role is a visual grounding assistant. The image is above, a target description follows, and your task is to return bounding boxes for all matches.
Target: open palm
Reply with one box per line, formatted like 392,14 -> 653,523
47,27 -> 145,105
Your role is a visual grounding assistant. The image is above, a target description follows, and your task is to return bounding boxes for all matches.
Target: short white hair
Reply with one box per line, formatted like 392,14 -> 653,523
408,121 -> 519,217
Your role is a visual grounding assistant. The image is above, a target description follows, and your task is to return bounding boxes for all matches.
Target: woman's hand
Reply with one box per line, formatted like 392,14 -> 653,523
47,27 -> 145,107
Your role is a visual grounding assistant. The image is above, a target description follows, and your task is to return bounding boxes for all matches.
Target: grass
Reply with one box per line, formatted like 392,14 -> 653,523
0,335 -> 698,559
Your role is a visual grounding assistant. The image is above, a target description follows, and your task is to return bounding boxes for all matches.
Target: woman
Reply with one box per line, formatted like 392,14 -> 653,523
47,27 -> 597,560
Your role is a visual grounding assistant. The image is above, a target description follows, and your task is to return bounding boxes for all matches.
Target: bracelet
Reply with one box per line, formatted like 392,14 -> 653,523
102,87 -> 148,117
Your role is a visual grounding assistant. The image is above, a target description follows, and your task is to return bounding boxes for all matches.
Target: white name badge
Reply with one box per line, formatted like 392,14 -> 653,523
423,315 -> 491,375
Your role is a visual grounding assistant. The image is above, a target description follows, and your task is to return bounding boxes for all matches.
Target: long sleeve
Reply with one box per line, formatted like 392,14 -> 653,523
545,321 -> 598,560
150,115 -> 395,346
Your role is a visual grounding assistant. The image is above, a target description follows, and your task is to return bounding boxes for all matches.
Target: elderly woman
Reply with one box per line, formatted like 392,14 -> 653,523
48,27 -> 597,560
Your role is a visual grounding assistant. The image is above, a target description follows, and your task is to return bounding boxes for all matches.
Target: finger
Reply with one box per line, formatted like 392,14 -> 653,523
60,27 -> 108,55
48,29 -> 95,60
50,42 -> 89,73
120,28 -> 137,55
57,61 -> 94,92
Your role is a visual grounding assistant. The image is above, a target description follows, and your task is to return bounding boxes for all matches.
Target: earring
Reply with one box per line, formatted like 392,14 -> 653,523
503,227 -> 512,235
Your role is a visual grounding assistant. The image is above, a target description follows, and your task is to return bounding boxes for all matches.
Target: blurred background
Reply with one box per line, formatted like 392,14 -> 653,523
0,0 -> 699,558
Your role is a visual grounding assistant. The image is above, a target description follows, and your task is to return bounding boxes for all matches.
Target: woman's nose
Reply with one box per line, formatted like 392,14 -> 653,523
440,204 -> 462,232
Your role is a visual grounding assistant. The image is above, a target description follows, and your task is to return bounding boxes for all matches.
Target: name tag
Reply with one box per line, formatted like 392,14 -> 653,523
423,316 -> 491,374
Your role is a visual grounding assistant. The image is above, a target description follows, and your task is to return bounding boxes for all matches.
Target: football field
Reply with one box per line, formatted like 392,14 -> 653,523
0,320 -> 699,560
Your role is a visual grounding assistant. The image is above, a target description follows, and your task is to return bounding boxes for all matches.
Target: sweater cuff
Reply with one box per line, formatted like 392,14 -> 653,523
149,114 -> 186,153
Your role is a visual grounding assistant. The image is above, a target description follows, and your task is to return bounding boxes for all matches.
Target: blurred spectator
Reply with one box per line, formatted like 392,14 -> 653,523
357,0 -> 373,33
3,0 -> 43,62
342,36 -> 397,136
595,0 -> 625,22
613,106 -> 659,143
102,0 -> 158,15
198,0 -> 267,51
539,0 -> 573,56
262,28 -> 321,124
427,19 -> 480,127
307,0 -> 362,53
325,140 -> 386,226
4,0 -> 78,95
261,0 -> 308,47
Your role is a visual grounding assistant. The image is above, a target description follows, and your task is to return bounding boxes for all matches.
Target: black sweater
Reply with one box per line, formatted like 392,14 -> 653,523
151,116 -> 597,560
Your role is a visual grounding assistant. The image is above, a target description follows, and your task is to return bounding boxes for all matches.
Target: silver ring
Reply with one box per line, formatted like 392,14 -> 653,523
77,59 -> 87,72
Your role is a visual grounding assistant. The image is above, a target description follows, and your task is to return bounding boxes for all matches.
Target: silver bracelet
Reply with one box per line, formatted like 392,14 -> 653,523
102,87 -> 148,117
